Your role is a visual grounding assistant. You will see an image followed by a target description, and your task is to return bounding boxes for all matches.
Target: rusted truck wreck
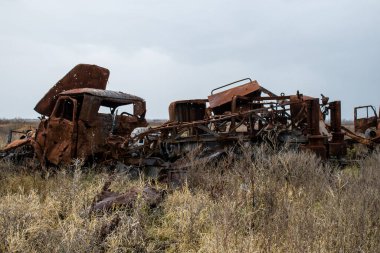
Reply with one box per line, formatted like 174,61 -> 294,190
353,105 -> 380,142
1,64 -> 366,178
2,65 -> 147,166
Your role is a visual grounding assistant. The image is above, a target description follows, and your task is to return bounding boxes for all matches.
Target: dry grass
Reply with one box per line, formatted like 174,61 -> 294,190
0,144 -> 379,252
0,120 -> 379,252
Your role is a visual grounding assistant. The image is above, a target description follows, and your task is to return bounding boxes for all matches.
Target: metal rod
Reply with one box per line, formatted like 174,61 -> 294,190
211,78 -> 252,95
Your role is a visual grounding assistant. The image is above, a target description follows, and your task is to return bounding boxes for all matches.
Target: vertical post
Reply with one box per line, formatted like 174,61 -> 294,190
302,98 -> 327,159
308,98 -> 320,135
329,101 -> 346,158
330,101 -> 341,132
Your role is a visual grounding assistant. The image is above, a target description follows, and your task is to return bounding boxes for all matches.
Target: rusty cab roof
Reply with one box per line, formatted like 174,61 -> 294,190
60,88 -> 145,107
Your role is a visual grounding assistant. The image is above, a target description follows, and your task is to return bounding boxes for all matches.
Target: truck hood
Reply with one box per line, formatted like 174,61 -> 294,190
34,64 -> 110,116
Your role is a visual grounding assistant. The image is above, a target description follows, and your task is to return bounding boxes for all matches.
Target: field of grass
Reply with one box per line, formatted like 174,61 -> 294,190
0,120 -> 379,252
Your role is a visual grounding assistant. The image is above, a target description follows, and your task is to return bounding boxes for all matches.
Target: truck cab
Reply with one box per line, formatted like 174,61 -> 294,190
354,105 -> 379,138
34,88 -> 147,165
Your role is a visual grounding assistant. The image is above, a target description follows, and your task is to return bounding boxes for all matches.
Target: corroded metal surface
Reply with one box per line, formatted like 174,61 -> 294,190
2,138 -> 31,152
168,99 -> 208,122
208,80 -> 261,109
35,89 -> 148,165
34,64 -> 110,116
60,88 -> 145,104
2,65 -> 378,182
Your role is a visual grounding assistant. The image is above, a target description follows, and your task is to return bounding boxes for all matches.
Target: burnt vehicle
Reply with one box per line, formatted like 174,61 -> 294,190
34,88 -> 147,166
116,78 -> 348,169
354,105 -> 380,139
2,64 -> 147,166
3,64 -> 375,181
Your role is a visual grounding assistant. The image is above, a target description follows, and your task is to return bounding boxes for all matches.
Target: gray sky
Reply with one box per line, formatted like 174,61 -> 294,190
0,0 -> 379,119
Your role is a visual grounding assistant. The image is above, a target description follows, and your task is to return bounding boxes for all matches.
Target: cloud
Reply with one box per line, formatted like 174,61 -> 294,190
0,0 -> 379,119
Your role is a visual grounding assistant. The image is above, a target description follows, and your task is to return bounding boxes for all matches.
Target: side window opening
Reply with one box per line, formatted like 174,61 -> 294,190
98,105 -> 113,114
117,104 -> 134,116
54,99 -> 74,121
357,107 -> 376,119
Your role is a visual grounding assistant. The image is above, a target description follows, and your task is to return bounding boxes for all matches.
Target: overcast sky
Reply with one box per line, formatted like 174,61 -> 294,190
0,0 -> 379,119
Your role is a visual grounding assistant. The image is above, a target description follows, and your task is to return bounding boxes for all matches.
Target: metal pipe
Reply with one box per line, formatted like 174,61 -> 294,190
329,101 -> 341,132
308,98 -> 320,135
211,78 -> 252,95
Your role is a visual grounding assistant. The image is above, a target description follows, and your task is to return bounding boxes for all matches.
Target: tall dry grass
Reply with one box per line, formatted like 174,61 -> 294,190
0,144 -> 379,252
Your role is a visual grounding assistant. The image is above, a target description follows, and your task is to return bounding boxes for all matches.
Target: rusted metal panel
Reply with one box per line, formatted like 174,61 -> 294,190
134,101 -> 146,117
2,138 -> 31,152
43,96 -> 78,165
78,95 -> 102,123
208,81 -> 261,109
44,119 -> 75,165
60,88 -> 145,105
34,64 -> 110,116
169,99 -> 208,122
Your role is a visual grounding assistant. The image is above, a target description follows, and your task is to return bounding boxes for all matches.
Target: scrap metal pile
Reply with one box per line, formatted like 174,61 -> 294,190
1,64 -> 378,180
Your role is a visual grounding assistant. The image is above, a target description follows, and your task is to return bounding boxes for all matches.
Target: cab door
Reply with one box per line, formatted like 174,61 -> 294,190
43,96 -> 78,165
